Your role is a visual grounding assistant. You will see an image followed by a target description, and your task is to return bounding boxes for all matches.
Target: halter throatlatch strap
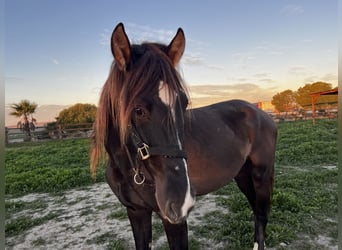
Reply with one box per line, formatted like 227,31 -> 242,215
136,142 -> 187,160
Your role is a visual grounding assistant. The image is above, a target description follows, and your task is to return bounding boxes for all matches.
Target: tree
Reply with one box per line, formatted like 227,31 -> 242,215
9,100 -> 38,138
56,103 -> 97,124
271,89 -> 297,113
296,82 -> 337,109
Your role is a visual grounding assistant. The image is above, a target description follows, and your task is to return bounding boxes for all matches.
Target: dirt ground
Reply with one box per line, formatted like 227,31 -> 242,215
5,182 -> 337,250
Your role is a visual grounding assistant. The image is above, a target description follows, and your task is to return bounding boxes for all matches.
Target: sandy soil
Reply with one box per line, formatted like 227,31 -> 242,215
5,182 -> 337,250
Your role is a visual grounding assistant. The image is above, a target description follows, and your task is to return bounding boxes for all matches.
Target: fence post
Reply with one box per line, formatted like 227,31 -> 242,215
5,127 -> 8,145
58,125 -> 63,139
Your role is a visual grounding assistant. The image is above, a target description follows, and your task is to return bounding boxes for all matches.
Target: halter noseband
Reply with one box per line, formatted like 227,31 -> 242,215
125,123 -> 187,185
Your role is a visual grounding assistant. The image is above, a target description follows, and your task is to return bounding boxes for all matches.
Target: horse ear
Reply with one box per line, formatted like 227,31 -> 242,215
167,28 -> 185,66
111,23 -> 131,71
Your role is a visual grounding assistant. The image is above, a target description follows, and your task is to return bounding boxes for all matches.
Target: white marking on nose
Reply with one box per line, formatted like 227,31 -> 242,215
159,80 -> 194,217
177,131 -> 195,218
181,158 -> 195,218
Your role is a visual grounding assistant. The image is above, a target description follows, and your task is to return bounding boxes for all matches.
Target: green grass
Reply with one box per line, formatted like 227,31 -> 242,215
5,119 -> 338,249
276,119 -> 337,165
107,208 -> 128,220
85,232 -> 128,250
200,164 -> 337,249
5,200 -> 48,220
32,237 -> 47,247
5,138 -> 105,196
5,212 -> 60,238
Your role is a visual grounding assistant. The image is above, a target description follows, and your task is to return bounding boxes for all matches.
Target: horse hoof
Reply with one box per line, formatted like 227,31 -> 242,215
253,242 -> 266,250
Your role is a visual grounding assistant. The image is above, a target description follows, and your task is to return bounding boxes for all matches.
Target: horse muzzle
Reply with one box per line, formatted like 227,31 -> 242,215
164,200 -> 194,224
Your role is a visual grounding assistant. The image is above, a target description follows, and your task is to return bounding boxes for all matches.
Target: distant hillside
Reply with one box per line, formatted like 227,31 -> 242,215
5,105 -> 70,127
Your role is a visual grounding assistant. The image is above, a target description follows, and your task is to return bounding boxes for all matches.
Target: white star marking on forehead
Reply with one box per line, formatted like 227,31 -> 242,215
158,81 -> 176,107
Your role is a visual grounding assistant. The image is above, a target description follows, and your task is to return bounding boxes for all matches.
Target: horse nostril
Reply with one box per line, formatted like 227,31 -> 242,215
165,201 -> 180,223
170,203 -> 178,216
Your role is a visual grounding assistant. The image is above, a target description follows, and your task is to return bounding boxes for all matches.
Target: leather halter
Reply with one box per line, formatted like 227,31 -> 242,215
125,122 -> 187,185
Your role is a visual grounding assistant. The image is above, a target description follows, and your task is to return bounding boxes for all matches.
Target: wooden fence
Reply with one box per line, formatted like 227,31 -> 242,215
5,110 -> 337,144
5,123 -> 93,144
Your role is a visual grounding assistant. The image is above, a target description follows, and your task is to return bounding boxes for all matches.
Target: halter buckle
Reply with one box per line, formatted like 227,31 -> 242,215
137,143 -> 150,160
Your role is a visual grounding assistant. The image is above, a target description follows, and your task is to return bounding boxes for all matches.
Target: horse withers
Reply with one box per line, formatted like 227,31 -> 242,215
91,23 -> 277,250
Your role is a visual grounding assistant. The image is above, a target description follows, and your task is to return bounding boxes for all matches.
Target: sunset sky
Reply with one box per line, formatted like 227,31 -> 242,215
5,0 -> 337,107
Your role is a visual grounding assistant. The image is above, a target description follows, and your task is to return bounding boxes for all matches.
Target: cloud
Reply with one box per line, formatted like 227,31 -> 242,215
304,73 -> 337,84
124,22 -> 175,44
321,73 -> 337,83
183,52 -> 224,71
288,66 -> 308,75
269,51 -> 283,56
301,39 -> 313,43
207,64 -> 224,70
258,78 -> 275,84
52,59 -> 59,65
103,23 -> 223,71
189,83 -> 278,105
106,22 -> 206,51
100,23 -> 188,52
183,53 -> 204,66
282,4 -> 304,15
91,87 -> 102,94
99,29 -> 110,46
233,77 -> 249,82
232,52 -> 255,64
5,75 -> 24,81
254,41 -> 287,56
187,38 -> 208,47
252,73 -> 275,84
254,73 -> 270,78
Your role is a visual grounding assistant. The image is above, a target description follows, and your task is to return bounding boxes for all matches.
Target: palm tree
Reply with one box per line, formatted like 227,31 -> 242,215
10,100 -> 38,138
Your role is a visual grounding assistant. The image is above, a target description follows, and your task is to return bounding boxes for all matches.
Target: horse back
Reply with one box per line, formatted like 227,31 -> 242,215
184,99 -> 277,195
186,99 -> 277,146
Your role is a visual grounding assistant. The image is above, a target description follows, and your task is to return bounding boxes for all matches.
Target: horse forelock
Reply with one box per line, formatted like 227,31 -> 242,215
117,43 -> 188,137
91,42 -> 188,176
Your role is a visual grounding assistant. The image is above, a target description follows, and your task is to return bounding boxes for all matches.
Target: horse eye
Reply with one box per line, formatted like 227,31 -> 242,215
134,107 -> 144,116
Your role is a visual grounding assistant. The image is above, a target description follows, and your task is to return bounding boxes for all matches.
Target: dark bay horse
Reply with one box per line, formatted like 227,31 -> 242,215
91,23 -> 277,250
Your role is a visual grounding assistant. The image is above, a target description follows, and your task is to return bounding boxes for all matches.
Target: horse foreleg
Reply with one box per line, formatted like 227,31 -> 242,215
162,219 -> 188,250
251,165 -> 274,250
235,160 -> 273,250
252,183 -> 272,250
127,207 -> 152,250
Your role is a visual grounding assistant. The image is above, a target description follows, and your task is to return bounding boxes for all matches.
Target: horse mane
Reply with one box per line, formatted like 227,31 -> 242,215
91,42 -> 189,177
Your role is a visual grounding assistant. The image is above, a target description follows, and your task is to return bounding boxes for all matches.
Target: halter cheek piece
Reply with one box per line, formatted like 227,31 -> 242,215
125,123 -> 187,185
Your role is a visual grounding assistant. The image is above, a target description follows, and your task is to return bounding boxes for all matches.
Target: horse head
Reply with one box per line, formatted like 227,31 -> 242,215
109,23 -> 195,224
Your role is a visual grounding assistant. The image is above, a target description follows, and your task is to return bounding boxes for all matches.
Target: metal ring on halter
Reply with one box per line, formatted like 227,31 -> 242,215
134,172 -> 145,185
